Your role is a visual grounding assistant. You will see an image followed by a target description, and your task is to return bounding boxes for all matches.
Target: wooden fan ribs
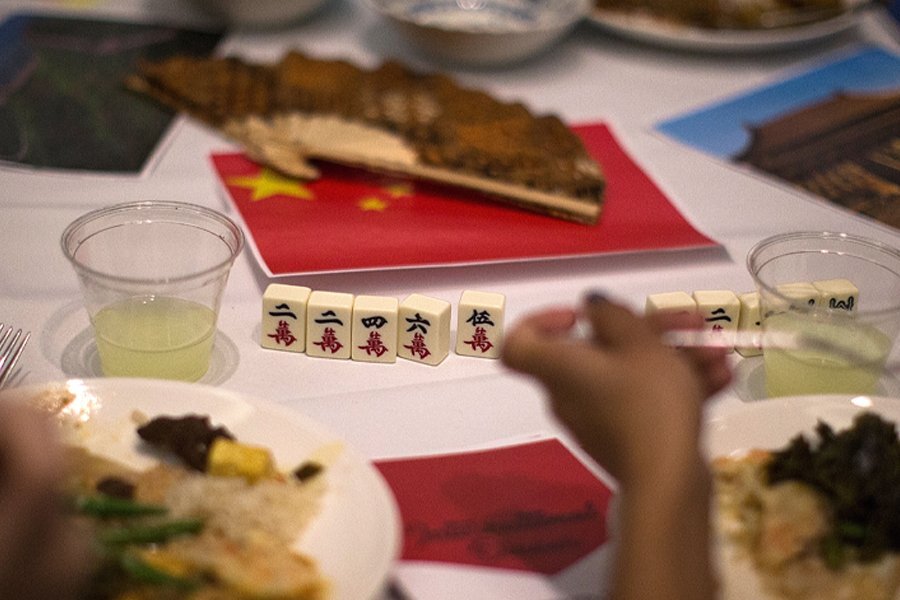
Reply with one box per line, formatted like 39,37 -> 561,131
128,52 -> 605,224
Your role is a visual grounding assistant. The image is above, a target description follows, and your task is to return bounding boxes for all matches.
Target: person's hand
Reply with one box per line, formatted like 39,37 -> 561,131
502,294 -> 730,600
501,293 -> 731,489
0,403 -> 93,600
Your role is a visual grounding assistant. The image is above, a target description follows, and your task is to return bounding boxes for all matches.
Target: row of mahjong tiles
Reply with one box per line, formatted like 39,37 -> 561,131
644,278 -> 858,357
260,284 -> 505,366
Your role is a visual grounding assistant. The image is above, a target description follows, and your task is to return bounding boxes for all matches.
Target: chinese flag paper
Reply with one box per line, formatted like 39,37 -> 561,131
212,123 -> 716,276
374,438 -> 615,575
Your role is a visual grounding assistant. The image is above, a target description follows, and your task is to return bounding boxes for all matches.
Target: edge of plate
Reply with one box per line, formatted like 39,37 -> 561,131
588,7 -> 861,52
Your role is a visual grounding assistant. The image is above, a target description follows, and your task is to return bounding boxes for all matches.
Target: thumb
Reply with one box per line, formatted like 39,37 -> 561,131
502,308 -> 579,375
503,308 -> 615,387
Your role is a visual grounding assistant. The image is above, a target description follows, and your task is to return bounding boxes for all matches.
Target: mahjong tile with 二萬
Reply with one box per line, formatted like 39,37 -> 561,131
261,284 -> 310,352
692,290 -> 740,352
306,291 -> 354,359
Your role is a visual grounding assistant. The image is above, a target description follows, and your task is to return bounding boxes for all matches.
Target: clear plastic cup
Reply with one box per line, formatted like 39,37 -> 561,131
747,231 -> 900,398
61,201 -> 244,381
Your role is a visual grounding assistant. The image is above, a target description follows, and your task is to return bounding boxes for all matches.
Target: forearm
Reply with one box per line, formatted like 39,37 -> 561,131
609,455 -> 716,600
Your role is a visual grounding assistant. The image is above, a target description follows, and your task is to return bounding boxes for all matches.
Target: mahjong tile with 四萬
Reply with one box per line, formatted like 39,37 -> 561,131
351,295 -> 399,363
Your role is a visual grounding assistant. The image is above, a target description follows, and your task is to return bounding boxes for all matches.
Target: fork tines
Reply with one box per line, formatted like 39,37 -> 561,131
0,323 -> 31,389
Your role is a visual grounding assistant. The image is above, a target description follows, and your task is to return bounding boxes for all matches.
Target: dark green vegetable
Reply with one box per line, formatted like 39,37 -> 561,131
73,494 -> 169,518
95,477 -> 135,499
117,553 -> 200,590
821,533 -> 846,570
293,460 -> 323,482
767,412 -> 900,568
99,518 -> 205,546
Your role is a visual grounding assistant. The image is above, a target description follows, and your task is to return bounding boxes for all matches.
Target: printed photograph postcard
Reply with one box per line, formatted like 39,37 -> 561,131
656,46 -> 900,229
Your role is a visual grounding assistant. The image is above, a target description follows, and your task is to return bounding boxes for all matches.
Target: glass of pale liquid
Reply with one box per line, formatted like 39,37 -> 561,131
61,201 -> 243,381
747,231 -> 900,398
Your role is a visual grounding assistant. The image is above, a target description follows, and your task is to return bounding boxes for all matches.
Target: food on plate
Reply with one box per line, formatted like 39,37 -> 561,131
125,52 -> 605,224
64,412 -> 330,599
713,412 -> 900,599
594,0 -> 845,29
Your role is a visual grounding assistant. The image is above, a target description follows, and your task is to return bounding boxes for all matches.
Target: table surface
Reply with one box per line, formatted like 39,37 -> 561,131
2,1 -> 899,598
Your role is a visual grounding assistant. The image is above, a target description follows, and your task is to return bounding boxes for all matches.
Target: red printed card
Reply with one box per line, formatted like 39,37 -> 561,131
374,438 -> 615,575
212,123 -> 716,276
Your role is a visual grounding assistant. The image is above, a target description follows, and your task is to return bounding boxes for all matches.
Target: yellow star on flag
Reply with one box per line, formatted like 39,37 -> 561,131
383,183 -> 414,198
227,168 -> 313,202
358,196 -> 389,212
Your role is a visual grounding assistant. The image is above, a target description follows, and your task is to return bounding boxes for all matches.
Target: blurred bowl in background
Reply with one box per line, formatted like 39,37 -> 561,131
368,0 -> 592,67
190,0 -> 330,28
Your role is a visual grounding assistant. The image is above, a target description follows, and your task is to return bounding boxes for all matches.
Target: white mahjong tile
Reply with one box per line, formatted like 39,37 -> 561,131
692,290 -> 740,352
812,278 -> 858,313
306,291 -> 354,360
456,290 -> 505,359
351,295 -> 399,363
774,282 -> 821,312
736,291 -> 763,357
260,284 -> 310,352
398,293 -> 451,366
645,291 -> 697,315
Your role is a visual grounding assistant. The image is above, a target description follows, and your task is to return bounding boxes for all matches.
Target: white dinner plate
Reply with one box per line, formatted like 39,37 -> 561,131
588,3 -> 864,53
0,378 -> 402,600
705,393 -> 900,458
704,394 -> 900,600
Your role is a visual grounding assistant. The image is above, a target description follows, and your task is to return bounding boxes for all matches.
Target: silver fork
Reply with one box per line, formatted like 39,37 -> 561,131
0,323 -> 30,389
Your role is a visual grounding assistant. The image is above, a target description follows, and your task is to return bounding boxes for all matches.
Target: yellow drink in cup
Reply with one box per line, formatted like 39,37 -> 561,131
93,296 -> 217,381
762,312 -> 892,397
62,201 -> 243,381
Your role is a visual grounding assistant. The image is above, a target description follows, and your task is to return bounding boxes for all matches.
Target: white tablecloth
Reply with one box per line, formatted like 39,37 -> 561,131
1,1 -> 899,597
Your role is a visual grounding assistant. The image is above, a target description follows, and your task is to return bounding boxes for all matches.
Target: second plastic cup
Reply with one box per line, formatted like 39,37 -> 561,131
747,231 -> 900,398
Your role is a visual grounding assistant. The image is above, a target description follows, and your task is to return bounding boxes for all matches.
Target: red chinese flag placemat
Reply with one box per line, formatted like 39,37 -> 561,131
212,123 -> 716,276
374,438 -> 615,575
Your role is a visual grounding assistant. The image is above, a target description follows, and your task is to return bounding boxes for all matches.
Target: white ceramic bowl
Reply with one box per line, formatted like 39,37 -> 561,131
190,0 -> 330,28
369,0 -> 592,67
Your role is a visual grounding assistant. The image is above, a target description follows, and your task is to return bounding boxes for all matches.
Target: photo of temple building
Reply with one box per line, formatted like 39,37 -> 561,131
735,89 -> 900,229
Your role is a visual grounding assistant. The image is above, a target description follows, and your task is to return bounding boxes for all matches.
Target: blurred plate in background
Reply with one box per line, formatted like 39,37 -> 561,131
369,0 -> 592,67
189,0 -> 330,28
589,1 -> 865,53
